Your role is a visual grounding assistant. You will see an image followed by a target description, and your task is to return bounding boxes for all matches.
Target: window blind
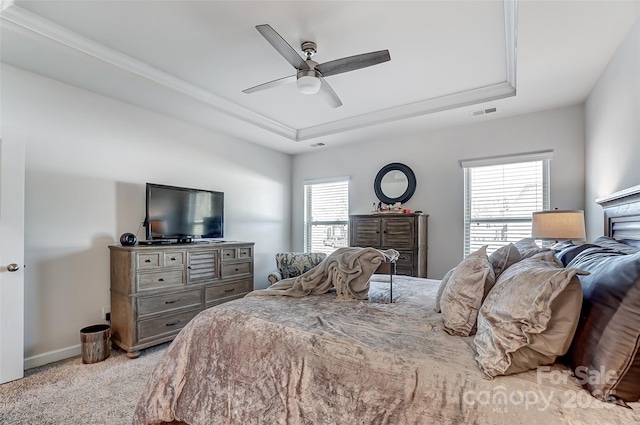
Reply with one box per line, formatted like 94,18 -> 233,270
463,157 -> 550,256
304,179 -> 349,254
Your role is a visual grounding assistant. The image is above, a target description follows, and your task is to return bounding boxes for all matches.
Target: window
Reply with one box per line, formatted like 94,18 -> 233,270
461,151 -> 551,256
304,178 -> 349,255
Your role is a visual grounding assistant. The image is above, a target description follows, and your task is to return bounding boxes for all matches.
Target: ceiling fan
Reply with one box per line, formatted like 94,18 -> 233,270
242,24 -> 391,108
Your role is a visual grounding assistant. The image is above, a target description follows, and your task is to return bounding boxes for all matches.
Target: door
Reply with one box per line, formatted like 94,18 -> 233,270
349,216 -> 381,247
381,217 -> 415,248
0,136 -> 26,383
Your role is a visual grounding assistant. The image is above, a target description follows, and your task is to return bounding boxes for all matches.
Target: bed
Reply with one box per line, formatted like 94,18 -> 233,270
132,186 -> 640,425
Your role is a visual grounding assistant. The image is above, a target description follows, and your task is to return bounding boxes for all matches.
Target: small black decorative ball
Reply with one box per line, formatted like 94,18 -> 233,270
120,233 -> 137,246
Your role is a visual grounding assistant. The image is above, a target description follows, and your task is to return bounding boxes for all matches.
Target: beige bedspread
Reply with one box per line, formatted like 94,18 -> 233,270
132,276 -> 640,425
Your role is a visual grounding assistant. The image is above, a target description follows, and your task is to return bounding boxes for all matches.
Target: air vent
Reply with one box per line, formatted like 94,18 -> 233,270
470,107 -> 497,117
310,142 -> 326,148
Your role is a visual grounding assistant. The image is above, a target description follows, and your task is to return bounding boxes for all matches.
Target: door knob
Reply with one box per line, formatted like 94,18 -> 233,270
7,263 -> 20,272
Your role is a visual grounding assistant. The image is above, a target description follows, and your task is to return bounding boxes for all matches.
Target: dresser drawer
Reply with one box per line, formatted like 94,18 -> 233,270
206,293 -> 246,310
205,279 -> 252,302
137,252 -> 162,269
395,267 -> 414,276
395,251 -> 414,269
137,308 -> 200,342
221,248 -> 237,261
137,288 -> 202,318
238,246 -> 252,259
221,261 -> 252,278
163,251 -> 184,267
137,270 -> 184,291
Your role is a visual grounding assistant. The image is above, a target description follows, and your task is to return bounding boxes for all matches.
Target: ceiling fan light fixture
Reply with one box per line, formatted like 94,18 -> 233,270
297,69 -> 321,95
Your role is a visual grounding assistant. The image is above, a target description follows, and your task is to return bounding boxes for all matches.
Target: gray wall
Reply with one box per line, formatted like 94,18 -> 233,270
292,105 -> 586,280
585,18 -> 640,238
3,65 -> 292,365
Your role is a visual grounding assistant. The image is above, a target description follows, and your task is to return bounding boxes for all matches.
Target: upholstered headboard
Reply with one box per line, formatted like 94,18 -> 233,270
596,185 -> 640,241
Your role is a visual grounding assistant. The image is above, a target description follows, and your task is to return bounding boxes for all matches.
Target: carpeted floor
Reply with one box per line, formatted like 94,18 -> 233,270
0,342 -> 169,425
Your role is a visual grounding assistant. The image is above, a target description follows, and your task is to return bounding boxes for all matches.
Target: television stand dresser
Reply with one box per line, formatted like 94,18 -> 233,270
109,241 -> 254,358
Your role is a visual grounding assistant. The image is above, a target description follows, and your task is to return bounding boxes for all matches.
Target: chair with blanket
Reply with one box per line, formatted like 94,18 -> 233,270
267,252 -> 328,285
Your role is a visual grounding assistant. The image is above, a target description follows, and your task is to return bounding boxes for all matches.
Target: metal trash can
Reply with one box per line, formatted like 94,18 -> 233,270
80,324 -> 110,364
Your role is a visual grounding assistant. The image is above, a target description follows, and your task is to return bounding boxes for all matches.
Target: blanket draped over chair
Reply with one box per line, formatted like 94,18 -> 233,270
248,247 -> 399,301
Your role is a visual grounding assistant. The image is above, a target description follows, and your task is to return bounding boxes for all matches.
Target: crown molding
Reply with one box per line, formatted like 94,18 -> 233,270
1,0 -> 518,143
297,82 -> 515,141
0,4 -> 298,140
504,0 -> 518,89
1,0 -> 14,13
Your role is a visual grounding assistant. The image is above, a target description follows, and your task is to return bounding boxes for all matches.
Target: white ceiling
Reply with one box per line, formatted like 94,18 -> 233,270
1,1 -> 638,154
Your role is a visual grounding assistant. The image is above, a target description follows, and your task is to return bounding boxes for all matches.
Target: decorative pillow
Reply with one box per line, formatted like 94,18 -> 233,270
554,242 -> 601,266
441,246 -> 495,336
514,238 -> 546,259
434,268 -> 454,313
566,248 -> 640,402
474,258 -> 587,379
593,236 -> 640,255
528,250 -> 563,267
488,243 -> 521,279
506,277 -> 583,374
275,252 -> 327,279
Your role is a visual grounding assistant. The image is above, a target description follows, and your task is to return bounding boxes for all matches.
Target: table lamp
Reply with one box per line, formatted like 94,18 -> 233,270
531,210 -> 586,242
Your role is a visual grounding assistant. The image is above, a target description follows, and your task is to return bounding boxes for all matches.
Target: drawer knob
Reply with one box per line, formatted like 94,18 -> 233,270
241,251 -> 247,255
165,299 -> 180,304
158,278 -> 164,282
165,321 -> 181,327
144,259 -> 151,263
235,268 -> 239,272
224,288 -> 235,293
400,256 -> 408,260
170,257 -> 176,261
226,253 -> 231,256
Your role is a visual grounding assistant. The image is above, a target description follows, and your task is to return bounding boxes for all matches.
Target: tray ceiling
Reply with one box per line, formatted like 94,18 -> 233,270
1,1 -> 638,154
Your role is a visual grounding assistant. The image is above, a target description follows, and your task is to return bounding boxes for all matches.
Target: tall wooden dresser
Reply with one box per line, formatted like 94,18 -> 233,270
349,213 -> 428,277
109,241 -> 254,358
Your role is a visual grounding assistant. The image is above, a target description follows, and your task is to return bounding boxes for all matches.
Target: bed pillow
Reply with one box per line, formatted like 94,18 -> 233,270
514,238 -> 546,259
474,258 -> 587,378
566,248 -> 640,402
488,243 -> 521,279
593,236 -> 640,255
529,250 -> 564,266
554,242 -> 601,266
434,268 -> 454,313
441,246 -> 495,336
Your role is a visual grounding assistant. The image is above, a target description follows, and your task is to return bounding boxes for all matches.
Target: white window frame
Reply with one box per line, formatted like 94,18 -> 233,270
303,177 -> 350,254
460,151 -> 552,256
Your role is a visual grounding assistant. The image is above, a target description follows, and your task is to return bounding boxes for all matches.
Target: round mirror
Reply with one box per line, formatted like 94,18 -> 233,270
374,163 -> 417,204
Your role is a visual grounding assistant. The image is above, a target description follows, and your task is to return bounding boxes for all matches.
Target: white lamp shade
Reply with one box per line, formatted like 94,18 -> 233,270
531,210 -> 586,240
297,75 -> 321,94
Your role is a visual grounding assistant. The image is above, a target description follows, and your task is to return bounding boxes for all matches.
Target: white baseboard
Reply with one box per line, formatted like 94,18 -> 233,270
24,344 -> 81,370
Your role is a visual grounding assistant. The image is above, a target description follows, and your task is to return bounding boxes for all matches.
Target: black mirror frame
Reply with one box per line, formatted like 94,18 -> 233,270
374,162 -> 417,205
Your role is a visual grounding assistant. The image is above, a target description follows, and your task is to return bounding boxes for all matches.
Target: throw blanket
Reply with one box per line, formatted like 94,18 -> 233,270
248,247 -> 399,301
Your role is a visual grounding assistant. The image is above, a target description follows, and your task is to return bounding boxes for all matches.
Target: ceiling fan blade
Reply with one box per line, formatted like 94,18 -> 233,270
242,75 -> 296,94
317,77 -> 343,108
316,50 -> 390,77
255,24 -> 310,71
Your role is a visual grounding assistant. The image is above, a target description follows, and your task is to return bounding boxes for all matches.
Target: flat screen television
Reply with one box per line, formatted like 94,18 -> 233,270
145,183 -> 224,242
